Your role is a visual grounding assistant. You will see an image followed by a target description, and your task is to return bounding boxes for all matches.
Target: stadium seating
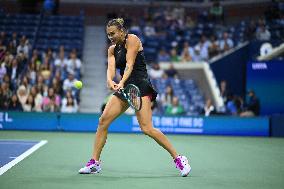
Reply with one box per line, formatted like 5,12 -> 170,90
0,12 -> 84,113
37,14 -> 84,57
151,78 -> 204,115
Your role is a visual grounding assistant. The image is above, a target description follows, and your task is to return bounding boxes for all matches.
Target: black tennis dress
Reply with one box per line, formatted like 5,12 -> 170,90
113,34 -> 157,102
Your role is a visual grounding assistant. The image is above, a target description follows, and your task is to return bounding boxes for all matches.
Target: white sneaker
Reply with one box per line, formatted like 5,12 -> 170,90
78,159 -> 101,174
174,155 -> 191,177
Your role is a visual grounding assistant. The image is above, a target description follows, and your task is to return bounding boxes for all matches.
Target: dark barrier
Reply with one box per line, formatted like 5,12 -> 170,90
270,115 -> 284,137
210,44 -> 249,96
0,112 -> 269,136
210,40 -> 283,98
247,61 -> 284,115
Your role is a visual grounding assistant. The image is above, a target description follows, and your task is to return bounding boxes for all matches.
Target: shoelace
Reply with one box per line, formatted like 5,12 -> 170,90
174,157 -> 184,170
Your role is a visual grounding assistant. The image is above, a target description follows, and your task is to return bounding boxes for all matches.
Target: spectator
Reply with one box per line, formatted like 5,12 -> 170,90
54,51 -> 68,72
184,16 -> 195,29
2,73 -> 10,84
27,61 -> 37,85
42,87 -> 61,112
8,93 -> 23,111
170,48 -> 180,62
7,58 -> 21,86
51,77 -> 63,96
22,94 -> 35,112
201,99 -> 216,116
57,45 -> 65,58
42,47 -> 55,63
226,95 -> 243,116
0,62 -> 7,82
144,22 -> 156,37
54,70 -> 64,85
36,75 -> 47,93
0,32 -> 4,41
0,82 -> 12,109
0,39 -> 6,58
40,58 -> 53,84
2,54 -> 11,67
31,49 -> 41,66
226,94 -> 238,115
17,51 -> 27,72
129,19 -> 142,36
218,32 -> 234,53
181,42 -> 192,62
244,20 -> 257,41
61,97 -> 78,113
159,85 -> 174,108
66,52 -> 81,78
11,32 -> 19,48
17,39 -> 29,59
240,90 -> 260,117
6,41 -> 17,55
157,49 -> 170,62
61,89 -> 78,108
190,45 -> 202,62
21,76 -> 31,92
148,63 -> 164,79
256,25 -> 271,41
209,0 -> 224,24
220,80 -> 229,103
165,96 -> 184,115
208,35 -> 219,58
17,85 -> 29,107
165,64 -> 178,78
195,36 -> 209,61
20,35 -> 31,49
172,5 -> 185,21
30,86 -> 43,112
63,71 -> 76,92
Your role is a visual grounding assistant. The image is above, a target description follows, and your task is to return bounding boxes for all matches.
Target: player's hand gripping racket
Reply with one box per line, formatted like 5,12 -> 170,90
118,84 -> 142,111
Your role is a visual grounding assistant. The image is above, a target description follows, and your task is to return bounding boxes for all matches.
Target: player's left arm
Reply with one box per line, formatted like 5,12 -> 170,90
117,35 -> 140,88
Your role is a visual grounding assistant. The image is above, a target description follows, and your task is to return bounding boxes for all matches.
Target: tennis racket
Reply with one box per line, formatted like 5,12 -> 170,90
118,84 -> 142,111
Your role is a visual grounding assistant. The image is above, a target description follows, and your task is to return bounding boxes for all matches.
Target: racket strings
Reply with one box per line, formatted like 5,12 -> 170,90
128,87 -> 141,110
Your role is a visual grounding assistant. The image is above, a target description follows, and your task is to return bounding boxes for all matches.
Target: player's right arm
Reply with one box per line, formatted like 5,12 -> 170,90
107,45 -> 117,90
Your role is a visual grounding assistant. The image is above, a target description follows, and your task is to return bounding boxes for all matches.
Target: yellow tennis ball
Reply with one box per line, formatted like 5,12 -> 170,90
74,80 -> 83,89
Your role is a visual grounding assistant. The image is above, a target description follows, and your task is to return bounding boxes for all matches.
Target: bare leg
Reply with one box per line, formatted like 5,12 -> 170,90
93,95 -> 129,160
136,97 -> 178,159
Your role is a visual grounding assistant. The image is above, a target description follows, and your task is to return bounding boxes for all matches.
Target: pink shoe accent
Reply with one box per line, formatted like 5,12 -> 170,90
86,159 -> 100,166
174,155 -> 191,177
174,156 -> 184,170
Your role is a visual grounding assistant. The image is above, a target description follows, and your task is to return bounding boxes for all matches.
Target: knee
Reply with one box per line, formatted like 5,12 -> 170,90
97,116 -> 109,131
141,126 -> 155,136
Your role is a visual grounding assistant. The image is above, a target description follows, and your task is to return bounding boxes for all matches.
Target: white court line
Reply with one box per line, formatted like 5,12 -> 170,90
0,140 -> 48,176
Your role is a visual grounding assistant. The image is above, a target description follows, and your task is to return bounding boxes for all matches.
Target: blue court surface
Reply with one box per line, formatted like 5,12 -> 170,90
0,140 -> 38,167
0,140 -> 47,175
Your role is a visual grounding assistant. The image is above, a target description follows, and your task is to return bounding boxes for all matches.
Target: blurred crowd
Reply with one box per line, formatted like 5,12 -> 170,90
110,0 -> 283,64
147,63 -> 260,117
126,1 -> 281,116
2,0 -> 283,116
0,31 -> 82,113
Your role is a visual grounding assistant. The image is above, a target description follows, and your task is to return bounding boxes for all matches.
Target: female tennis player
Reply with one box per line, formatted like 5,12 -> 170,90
79,18 -> 191,177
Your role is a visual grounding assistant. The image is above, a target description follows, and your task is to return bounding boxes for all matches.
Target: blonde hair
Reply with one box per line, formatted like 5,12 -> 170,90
116,18 -> 124,26
107,18 -> 126,31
